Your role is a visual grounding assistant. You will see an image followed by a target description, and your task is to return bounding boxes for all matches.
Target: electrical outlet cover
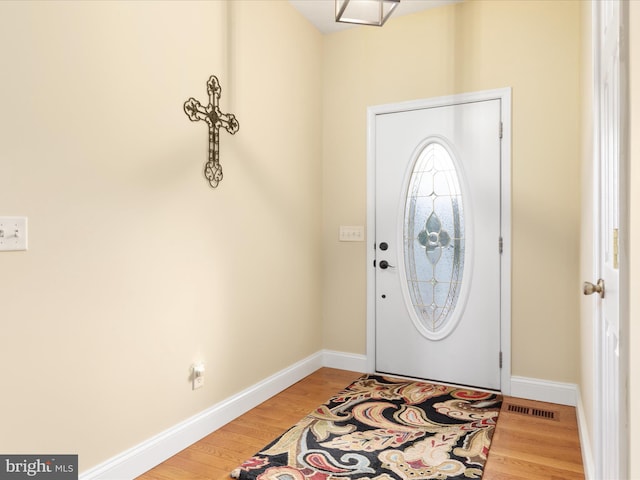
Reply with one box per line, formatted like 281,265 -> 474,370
193,376 -> 204,390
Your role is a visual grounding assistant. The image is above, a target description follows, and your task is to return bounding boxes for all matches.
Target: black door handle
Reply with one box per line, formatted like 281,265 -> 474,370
379,260 -> 394,269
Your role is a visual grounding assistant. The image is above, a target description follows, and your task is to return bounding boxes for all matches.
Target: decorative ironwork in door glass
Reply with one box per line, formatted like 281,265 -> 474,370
404,142 -> 465,335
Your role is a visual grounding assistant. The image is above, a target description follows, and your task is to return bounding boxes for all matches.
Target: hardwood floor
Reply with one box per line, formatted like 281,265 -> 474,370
483,397 -> 585,480
137,368 -> 584,480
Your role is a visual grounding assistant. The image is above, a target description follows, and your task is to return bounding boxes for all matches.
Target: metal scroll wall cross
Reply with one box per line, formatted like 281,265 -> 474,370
184,75 -> 239,188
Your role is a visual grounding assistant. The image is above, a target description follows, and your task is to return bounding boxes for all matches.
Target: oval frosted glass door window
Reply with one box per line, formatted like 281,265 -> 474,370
404,142 -> 466,339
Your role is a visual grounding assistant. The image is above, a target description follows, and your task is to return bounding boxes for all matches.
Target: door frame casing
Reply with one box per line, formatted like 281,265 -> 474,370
366,88 -> 512,394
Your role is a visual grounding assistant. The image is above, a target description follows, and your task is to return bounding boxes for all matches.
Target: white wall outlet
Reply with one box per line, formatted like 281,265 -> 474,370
339,225 -> 365,242
0,217 -> 28,251
192,362 -> 205,390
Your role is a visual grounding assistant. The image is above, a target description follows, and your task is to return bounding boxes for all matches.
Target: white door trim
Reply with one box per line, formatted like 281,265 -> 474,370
366,88 -> 512,394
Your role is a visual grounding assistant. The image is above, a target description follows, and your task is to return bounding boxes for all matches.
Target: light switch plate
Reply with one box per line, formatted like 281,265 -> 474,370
0,217 -> 27,251
339,225 -> 365,242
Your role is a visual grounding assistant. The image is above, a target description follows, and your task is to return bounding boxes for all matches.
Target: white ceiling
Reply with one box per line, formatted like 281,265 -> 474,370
288,0 -> 460,35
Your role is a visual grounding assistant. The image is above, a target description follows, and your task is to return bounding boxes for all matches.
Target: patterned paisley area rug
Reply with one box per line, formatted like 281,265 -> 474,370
230,374 -> 502,480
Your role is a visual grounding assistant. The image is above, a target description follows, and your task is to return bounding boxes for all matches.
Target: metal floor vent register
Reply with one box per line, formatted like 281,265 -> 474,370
505,403 -> 557,421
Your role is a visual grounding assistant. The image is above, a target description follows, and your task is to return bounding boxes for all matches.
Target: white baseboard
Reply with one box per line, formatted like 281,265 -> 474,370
321,349 -> 368,372
510,375 -> 578,406
79,351 -> 324,480
575,388 -> 595,480
80,351 -> 583,480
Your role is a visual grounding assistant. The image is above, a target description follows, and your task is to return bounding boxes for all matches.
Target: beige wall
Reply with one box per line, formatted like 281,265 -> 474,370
579,0 -> 595,458
629,1 -> 639,477
0,0 -> 323,471
322,0 -> 582,383
0,0 -> 591,473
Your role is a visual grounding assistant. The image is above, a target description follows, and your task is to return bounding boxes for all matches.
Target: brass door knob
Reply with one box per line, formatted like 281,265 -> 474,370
583,279 -> 605,298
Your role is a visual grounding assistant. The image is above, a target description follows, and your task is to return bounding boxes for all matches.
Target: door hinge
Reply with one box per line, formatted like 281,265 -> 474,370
499,351 -> 503,369
499,237 -> 503,254
499,122 -> 503,139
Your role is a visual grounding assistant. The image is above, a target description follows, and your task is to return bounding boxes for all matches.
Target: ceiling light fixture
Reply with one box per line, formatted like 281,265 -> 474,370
335,0 -> 400,27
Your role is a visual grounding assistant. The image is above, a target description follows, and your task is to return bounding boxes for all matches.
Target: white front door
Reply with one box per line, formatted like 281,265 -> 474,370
372,97 -> 503,391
